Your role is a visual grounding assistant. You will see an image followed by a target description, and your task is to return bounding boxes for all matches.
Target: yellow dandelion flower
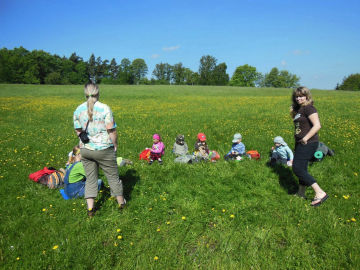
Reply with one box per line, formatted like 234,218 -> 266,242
351,218 -> 356,222
16,257 -> 20,261
154,256 -> 159,261
354,172 -> 358,176
211,208 -> 215,211
117,229 -> 121,233
222,209 -> 226,213
156,228 -> 161,232
166,221 -> 170,225
149,208 -> 152,211
230,214 -> 235,218
42,208 -> 46,212
130,242 -> 134,246
52,245 -> 59,250
182,216 -> 186,220
114,242 -> 118,247
117,235 -> 123,240
343,195 -> 350,199
42,250 -> 46,255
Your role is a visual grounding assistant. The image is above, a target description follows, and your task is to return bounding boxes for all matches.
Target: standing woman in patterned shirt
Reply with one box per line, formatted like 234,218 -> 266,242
73,83 -> 126,217
291,86 -> 328,207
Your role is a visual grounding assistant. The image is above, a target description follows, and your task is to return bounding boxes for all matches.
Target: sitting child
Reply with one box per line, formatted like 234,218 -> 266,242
61,146 -> 102,199
224,133 -> 245,161
173,134 -> 193,163
270,136 -> 293,166
149,133 -> 165,165
173,134 -> 189,156
194,133 -> 209,153
193,133 -> 210,162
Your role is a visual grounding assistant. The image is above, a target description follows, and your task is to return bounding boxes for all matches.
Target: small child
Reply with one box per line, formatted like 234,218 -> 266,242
193,133 -> 210,162
173,134 -> 189,156
270,136 -> 293,166
149,133 -> 165,165
224,133 -> 245,161
194,133 -> 209,153
173,134 -> 192,163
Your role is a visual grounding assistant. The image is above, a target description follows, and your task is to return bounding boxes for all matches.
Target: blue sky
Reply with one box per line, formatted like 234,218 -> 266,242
1,0 -> 359,89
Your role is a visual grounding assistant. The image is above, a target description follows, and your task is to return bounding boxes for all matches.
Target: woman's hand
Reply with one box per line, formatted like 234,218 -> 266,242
300,138 -> 308,145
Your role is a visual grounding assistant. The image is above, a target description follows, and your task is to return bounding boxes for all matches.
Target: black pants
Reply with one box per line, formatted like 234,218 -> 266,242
292,142 -> 318,186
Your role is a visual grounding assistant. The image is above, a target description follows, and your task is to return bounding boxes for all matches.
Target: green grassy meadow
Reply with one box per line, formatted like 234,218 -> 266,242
0,84 -> 359,269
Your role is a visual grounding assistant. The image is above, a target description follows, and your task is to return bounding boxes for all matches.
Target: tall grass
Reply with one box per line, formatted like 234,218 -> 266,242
0,84 -> 359,269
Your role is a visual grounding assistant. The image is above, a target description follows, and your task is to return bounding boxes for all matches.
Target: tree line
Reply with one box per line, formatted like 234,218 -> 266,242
0,47 -> 302,88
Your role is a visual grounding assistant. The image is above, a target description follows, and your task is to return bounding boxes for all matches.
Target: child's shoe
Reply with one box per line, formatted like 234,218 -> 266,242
148,159 -> 153,165
158,158 -> 163,165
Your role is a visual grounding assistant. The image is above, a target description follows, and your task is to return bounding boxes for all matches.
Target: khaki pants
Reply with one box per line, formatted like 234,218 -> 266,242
81,147 -> 123,198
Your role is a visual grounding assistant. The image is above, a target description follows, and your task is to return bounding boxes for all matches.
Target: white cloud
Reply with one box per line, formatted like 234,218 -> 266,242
281,60 -> 287,66
293,49 -> 310,56
162,45 -> 180,52
151,54 -> 160,59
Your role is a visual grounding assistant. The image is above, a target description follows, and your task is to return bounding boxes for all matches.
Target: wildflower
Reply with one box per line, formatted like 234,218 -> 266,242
52,245 -> 59,250
16,257 -> 20,261
42,208 -> 47,212
343,195 -> 350,199
117,229 -> 121,233
222,209 -> 226,213
42,250 -> 46,255
117,235 -> 123,240
166,221 -> 170,225
114,242 -> 118,247
354,172 -> 358,176
230,214 -> 235,218
154,256 -> 159,261
211,208 -> 215,211
156,228 -> 161,232
182,216 -> 186,220
130,242 -> 134,246
351,218 -> 356,222
149,208 -> 152,211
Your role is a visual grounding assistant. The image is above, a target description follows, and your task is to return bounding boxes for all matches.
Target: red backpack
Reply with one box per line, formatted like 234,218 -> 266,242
29,167 -> 56,182
246,150 -> 261,160
139,149 -> 151,161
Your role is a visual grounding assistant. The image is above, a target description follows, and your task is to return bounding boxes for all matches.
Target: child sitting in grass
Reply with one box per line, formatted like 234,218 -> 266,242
224,133 -> 245,161
173,134 -> 193,163
149,133 -> 165,165
172,134 -> 188,156
270,136 -> 293,166
60,145 -> 102,199
193,133 -> 210,162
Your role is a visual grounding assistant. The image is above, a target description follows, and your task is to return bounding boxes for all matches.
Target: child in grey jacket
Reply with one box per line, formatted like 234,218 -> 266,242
270,136 -> 294,166
173,134 -> 192,164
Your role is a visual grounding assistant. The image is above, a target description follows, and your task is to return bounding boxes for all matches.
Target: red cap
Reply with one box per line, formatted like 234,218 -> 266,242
197,133 -> 206,142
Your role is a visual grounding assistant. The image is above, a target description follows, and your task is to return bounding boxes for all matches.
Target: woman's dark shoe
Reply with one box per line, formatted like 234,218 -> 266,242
87,208 -> 95,218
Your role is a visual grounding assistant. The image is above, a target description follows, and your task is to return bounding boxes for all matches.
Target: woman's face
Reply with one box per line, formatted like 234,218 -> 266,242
295,94 -> 307,105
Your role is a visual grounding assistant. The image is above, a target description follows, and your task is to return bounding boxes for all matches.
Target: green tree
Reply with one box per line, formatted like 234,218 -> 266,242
118,58 -> 132,84
263,67 -> 299,88
172,63 -> 186,85
108,58 -> 119,80
152,62 -> 173,84
213,62 -> 229,85
337,73 -> 360,91
87,54 -> 96,83
131,58 -> 148,85
199,55 -> 217,85
230,64 -> 261,87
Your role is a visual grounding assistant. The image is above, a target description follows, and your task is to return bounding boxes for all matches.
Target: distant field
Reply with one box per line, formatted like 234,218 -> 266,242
0,84 -> 359,269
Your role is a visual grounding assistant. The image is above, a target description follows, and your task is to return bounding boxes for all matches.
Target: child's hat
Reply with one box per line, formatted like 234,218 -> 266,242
176,134 -> 185,142
197,133 -> 206,142
232,133 -> 242,143
153,134 -> 161,140
274,136 -> 286,145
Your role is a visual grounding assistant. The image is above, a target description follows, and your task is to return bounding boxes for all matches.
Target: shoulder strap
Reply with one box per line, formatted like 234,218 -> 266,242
64,162 -> 78,185
84,121 -> 89,132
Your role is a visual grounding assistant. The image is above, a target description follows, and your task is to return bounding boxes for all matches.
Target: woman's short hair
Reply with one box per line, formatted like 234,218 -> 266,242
84,83 -> 99,121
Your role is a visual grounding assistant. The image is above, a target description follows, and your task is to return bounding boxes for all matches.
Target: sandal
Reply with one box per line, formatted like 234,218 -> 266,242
311,193 -> 329,207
